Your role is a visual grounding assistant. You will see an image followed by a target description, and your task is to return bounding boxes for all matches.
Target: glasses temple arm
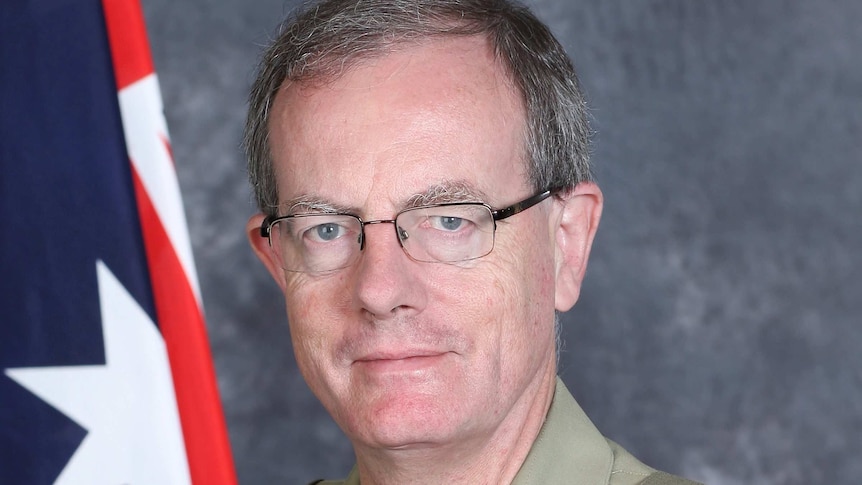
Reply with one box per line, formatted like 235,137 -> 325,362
491,189 -> 553,221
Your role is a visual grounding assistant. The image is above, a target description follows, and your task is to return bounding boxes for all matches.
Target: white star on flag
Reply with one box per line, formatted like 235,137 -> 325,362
5,260 -> 192,484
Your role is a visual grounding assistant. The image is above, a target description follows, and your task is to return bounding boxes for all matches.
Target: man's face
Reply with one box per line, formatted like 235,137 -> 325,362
255,36 -> 565,452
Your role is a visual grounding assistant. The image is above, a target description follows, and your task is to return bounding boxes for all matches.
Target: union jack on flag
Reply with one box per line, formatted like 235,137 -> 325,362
0,0 -> 237,483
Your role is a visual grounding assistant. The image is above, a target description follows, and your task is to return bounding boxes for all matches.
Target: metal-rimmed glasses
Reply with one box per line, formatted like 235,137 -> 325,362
260,189 -> 555,273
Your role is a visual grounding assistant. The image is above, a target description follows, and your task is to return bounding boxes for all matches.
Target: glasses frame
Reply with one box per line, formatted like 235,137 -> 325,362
259,188 -> 556,269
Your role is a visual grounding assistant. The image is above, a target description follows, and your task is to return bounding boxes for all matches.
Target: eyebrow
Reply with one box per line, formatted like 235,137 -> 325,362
281,180 -> 490,216
406,180 -> 489,208
282,196 -> 354,215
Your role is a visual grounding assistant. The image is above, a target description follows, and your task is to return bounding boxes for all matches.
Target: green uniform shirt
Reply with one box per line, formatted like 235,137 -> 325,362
314,377 -> 701,485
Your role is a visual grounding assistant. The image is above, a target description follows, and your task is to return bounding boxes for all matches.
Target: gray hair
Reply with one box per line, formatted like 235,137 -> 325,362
244,0 -> 593,216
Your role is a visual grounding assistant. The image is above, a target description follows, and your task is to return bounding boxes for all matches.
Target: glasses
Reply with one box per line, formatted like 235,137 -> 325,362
260,189 -> 555,273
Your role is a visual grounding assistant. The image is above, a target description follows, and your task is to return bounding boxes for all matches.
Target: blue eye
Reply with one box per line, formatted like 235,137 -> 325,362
314,223 -> 343,241
438,216 -> 463,231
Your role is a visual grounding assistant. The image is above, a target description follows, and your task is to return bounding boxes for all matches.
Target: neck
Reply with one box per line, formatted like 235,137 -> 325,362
352,360 -> 558,485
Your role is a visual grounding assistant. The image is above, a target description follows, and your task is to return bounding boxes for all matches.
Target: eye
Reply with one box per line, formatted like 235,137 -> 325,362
431,216 -> 464,231
396,204 -> 488,241
302,221 -> 350,243
275,215 -> 360,257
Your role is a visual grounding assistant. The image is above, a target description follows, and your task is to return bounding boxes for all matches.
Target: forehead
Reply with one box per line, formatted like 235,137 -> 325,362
268,35 -> 530,214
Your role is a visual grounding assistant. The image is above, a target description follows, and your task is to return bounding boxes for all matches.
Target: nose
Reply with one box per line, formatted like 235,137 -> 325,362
352,221 -> 427,321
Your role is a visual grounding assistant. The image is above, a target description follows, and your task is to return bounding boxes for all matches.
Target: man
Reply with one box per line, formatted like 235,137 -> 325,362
244,1 -> 700,483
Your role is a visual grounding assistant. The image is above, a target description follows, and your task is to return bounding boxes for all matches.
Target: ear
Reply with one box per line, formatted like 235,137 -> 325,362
247,213 -> 288,292
552,182 -> 603,312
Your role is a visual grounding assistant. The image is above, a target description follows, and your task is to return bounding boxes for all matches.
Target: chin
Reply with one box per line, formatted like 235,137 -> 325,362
344,388 -> 468,450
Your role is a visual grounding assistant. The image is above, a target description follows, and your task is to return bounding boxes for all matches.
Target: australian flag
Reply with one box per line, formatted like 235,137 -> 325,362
1,1 -> 236,483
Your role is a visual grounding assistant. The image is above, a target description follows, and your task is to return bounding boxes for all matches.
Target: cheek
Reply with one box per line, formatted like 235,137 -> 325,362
444,244 -> 555,341
282,274 -> 352,378
284,271 -> 352,326
445,256 -> 555,398
492,228 -> 556,314
486,226 -> 558,356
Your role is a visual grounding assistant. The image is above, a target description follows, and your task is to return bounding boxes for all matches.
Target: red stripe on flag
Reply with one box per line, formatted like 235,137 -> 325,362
130,166 -> 237,485
101,0 -> 154,89
100,0 -> 237,481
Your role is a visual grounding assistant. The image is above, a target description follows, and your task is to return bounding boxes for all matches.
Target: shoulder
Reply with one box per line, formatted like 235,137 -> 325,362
635,471 -> 703,485
606,439 -> 703,485
306,465 -> 358,485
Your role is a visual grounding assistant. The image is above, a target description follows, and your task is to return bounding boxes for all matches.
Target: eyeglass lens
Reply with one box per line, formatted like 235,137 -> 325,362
268,204 -> 495,272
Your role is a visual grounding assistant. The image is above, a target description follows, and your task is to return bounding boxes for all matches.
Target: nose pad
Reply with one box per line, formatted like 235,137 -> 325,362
397,225 -> 409,243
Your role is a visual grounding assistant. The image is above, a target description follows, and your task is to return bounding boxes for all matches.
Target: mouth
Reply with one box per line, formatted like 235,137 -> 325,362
353,351 -> 450,374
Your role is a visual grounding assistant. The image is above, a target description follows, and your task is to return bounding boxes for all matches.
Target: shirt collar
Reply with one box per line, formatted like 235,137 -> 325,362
511,376 -> 614,485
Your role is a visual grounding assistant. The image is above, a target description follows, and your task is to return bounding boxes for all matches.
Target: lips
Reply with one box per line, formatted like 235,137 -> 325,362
353,351 -> 449,373
356,350 -> 444,361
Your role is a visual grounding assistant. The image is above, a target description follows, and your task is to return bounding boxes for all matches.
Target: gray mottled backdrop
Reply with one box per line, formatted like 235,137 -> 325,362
141,1 -> 861,484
